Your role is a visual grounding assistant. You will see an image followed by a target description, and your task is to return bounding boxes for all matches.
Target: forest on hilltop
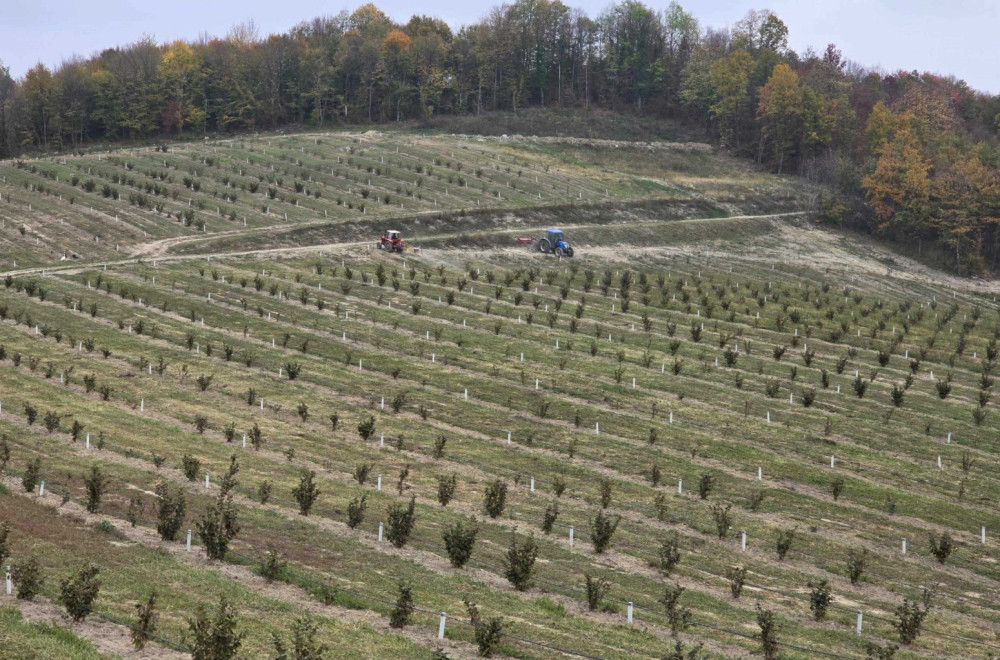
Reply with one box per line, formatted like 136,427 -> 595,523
1,2 -> 999,273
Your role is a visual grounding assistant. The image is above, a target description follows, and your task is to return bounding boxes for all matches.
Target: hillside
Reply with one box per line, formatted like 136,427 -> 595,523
1,129 -> 999,660
0,130 -> 807,270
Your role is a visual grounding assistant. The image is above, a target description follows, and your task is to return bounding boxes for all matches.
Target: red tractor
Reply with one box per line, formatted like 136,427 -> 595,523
378,229 -> 405,253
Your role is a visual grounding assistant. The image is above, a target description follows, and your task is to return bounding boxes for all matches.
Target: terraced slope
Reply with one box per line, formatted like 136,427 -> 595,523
0,131 -> 807,270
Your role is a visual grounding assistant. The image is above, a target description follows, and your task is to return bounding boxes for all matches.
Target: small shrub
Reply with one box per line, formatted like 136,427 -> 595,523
775,527 -> 795,561
928,532 -> 954,564
756,604 -> 779,660
801,388 -> 815,407
83,464 -> 109,513
846,547 -> 868,584
483,479 -> 508,518
711,503 -> 732,539
196,494 -> 240,560
187,596 -> 244,660
764,379 -> 780,398
182,454 -> 201,481
541,503 -> 559,533
893,598 -> 929,644
935,380 -> 951,399
465,600 -> 504,657
443,519 -> 479,567
347,494 -> 368,529
155,484 -> 186,541
831,477 -> 845,501
660,582 -> 691,636
271,616 -> 327,660
293,471 -> 321,515
437,474 -> 457,506
590,510 -> 620,553
697,473 -> 715,500
353,462 -> 373,485
657,533 -> 682,574
504,533 -> 538,591
386,497 -> 416,548
258,546 -> 286,582
60,565 -> 101,622
890,384 -> 905,407
584,573 -> 611,611
727,565 -> 747,598
357,415 -> 376,441
865,642 -> 899,659
390,581 -> 414,628
132,592 -> 159,649
598,478 -> 613,508
809,579 -> 832,621
12,555 -> 44,600
853,376 -> 868,397
22,457 -> 42,493
257,480 -> 273,504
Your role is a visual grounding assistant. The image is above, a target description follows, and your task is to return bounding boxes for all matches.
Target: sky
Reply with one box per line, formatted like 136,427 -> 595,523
2,0 -> 999,93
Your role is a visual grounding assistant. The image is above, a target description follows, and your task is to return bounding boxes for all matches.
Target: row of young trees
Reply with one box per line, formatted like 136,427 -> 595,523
0,2 -> 999,269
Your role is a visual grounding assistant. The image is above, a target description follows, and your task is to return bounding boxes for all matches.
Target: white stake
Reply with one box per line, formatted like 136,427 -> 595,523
856,611 -> 863,636
901,538 -> 907,554
741,530 -> 747,551
627,602 -> 633,625
378,522 -> 384,542
186,530 -> 192,552
569,526 -> 575,548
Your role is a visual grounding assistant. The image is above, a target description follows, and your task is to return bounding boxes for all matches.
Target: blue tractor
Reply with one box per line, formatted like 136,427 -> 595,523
537,228 -> 574,257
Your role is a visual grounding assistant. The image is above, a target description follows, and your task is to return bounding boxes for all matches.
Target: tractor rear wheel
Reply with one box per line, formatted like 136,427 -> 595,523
538,238 -> 551,254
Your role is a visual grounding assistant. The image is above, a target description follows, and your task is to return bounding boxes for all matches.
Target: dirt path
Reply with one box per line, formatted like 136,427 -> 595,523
0,211 -> 807,280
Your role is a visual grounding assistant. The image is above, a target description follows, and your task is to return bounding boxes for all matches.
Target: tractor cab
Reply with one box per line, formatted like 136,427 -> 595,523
537,228 -> 574,257
379,230 -> 405,253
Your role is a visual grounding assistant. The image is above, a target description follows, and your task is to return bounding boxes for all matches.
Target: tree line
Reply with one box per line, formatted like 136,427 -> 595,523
1,1 -> 999,272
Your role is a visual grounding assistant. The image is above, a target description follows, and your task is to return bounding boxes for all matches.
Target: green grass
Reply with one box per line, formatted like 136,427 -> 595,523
0,608 -> 109,660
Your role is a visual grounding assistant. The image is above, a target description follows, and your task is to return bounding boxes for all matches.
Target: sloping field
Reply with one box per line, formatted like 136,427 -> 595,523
1,224 -> 999,658
0,131 -> 807,270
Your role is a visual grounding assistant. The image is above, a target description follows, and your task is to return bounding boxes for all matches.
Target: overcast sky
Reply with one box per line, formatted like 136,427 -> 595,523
2,0 -> 998,93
